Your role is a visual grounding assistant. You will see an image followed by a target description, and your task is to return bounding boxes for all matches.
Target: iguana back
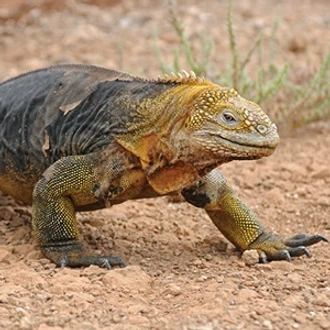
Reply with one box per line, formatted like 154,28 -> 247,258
0,64 -> 172,203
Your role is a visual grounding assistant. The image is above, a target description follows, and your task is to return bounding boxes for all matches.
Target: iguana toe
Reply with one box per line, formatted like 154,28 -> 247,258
248,232 -> 327,263
284,233 -> 328,247
43,243 -> 126,269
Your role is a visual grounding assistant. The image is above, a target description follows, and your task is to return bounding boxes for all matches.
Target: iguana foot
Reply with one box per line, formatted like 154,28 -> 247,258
248,232 -> 328,263
42,242 -> 126,269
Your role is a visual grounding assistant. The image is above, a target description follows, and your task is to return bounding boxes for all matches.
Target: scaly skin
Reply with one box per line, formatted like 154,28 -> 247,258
0,64 -> 327,269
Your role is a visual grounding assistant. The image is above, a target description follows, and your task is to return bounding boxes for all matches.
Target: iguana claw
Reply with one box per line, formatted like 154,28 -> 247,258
284,233 -> 328,247
43,242 -> 126,269
249,232 -> 328,263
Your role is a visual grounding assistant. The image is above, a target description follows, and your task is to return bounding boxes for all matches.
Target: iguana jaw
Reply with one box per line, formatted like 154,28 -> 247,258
202,122 -> 280,158
169,116 -> 279,172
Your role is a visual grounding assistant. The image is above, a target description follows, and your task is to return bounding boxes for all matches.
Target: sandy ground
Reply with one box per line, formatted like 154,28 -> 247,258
0,1 -> 329,329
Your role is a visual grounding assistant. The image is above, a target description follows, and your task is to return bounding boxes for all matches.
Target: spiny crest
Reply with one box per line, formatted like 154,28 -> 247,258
157,70 -> 206,85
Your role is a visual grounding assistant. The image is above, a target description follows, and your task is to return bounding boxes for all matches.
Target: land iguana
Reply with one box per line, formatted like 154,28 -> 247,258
0,64 -> 327,269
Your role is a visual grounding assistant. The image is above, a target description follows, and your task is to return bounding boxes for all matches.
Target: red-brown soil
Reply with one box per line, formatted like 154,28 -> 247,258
0,1 -> 329,329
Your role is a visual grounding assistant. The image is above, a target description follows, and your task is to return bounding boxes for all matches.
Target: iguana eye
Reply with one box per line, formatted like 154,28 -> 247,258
222,111 -> 237,125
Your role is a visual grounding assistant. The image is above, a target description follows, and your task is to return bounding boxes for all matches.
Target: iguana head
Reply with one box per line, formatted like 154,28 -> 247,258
170,82 -> 280,170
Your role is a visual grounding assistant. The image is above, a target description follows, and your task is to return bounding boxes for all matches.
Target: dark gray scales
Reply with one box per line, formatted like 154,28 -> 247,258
0,64 -> 170,173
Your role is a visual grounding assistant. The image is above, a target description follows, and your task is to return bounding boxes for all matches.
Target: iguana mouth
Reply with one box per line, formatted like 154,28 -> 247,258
219,135 -> 279,150
206,131 -> 280,151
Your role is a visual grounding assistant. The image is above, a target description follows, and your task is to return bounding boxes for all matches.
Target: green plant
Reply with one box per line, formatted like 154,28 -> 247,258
154,0 -> 330,129
284,47 -> 330,127
154,0 -> 213,77
226,0 -> 289,105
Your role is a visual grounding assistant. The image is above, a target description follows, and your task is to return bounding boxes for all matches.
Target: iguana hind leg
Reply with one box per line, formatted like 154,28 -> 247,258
182,169 -> 328,262
32,154 -> 126,269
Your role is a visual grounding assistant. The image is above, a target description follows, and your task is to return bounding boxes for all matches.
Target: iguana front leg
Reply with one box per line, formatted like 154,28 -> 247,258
182,169 -> 328,262
32,153 -> 128,269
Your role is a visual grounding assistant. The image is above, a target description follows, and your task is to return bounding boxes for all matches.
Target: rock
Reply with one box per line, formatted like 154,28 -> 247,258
312,168 -> 330,180
237,288 -> 259,300
166,283 -> 181,296
102,265 -> 151,292
262,188 -> 285,205
314,293 -> 330,307
241,250 -> 259,266
262,319 -> 274,330
269,260 -> 297,272
0,248 -> 10,262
